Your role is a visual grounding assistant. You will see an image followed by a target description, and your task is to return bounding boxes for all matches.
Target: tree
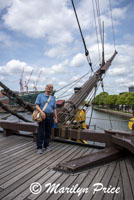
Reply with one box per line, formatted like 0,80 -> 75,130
93,92 -> 109,105
125,92 -> 134,105
104,95 -> 118,105
93,92 -> 134,106
116,93 -> 128,105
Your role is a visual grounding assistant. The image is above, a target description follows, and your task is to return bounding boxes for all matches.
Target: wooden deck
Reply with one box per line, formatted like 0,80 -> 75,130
0,134 -> 134,200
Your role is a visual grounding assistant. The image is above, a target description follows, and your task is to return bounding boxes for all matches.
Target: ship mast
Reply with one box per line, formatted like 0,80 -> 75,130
57,0 -> 118,124
58,51 -> 117,124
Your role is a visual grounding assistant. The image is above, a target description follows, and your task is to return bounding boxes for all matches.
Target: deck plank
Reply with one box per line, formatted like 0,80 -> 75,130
0,163 -> 49,199
91,163 -> 116,200
27,171 -> 64,200
69,168 -> 99,200
103,163 -> 120,200
81,165 -> 107,200
0,143 -> 69,186
1,168 -> 50,200
113,173 -> 124,200
0,142 -> 60,174
125,158 -> 134,197
0,139 -> 32,156
0,141 -> 33,159
0,134 -> 133,200
120,160 -> 133,200
56,172 -> 89,200
0,143 -> 59,179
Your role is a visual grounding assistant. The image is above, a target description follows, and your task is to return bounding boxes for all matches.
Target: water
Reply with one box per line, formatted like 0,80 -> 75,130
0,107 -> 131,133
86,107 -> 131,132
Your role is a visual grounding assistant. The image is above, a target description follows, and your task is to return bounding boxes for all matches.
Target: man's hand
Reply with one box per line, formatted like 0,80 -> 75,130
40,111 -> 46,119
54,117 -> 58,124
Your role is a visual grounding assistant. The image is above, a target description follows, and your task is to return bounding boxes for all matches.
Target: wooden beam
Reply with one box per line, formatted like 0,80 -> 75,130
0,101 -> 32,122
55,127 -> 111,144
55,147 -> 124,172
0,120 -> 38,132
0,81 -> 34,112
111,135 -> 134,154
105,129 -> 134,137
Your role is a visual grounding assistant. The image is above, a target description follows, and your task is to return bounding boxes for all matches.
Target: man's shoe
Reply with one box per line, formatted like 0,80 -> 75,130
37,149 -> 43,154
44,147 -> 52,151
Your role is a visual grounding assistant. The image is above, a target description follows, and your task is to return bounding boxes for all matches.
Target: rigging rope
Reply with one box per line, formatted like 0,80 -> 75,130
88,85 -> 97,127
71,0 -> 93,72
58,111 -> 130,122
109,0 -> 116,50
56,71 -> 90,99
92,0 -> 101,62
94,0 -> 103,47
55,71 -> 90,94
55,59 -> 100,100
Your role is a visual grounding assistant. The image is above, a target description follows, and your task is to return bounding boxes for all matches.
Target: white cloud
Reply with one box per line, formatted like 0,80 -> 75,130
0,31 -> 13,46
119,81 -> 134,88
0,59 -> 34,77
123,34 -> 134,44
0,0 -> 12,12
108,67 -> 127,76
45,45 -> 70,58
58,81 -> 67,86
70,53 -> 86,67
115,78 -> 127,84
51,64 -> 66,73
0,0 -> 133,96
48,31 -> 73,45
112,7 -> 127,19
0,76 -> 4,81
70,75 -> 81,81
2,0 -> 75,43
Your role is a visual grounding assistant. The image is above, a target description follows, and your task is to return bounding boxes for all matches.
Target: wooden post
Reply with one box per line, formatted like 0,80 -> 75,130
33,132 -> 37,142
3,129 -> 19,137
51,128 -> 55,141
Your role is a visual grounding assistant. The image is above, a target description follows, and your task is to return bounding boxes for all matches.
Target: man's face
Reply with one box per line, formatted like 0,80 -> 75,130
46,84 -> 53,94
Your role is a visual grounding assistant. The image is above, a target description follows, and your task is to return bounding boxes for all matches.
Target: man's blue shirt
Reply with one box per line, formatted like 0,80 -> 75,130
35,93 -> 56,113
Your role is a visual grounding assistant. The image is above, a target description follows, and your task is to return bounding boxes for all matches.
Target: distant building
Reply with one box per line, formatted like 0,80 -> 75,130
129,86 -> 134,93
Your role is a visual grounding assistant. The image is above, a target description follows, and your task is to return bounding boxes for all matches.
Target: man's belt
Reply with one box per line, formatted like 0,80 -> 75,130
45,113 -> 54,117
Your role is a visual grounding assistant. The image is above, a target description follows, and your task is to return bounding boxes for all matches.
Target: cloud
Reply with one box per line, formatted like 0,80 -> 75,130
112,7 -> 127,19
51,64 -> 66,73
58,81 -> 67,86
2,0 -> 75,42
123,34 -> 134,44
40,64 -> 66,75
0,59 -> 34,78
70,53 -> 86,67
0,0 -> 12,12
108,67 -> 128,76
0,76 -> 4,81
115,78 -> 127,84
0,31 -> 13,46
44,45 -> 70,58
0,0 -> 133,96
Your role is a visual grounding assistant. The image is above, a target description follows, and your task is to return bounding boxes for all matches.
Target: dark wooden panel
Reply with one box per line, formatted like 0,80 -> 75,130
0,120 -> 38,132
91,163 -> 116,200
120,160 -> 133,200
81,165 -> 107,200
103,163 -> 120,200
55,147 -> 123,172
125,158 -> 134,197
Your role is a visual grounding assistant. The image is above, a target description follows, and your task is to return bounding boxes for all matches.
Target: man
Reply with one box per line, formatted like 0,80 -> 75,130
35,84 -> 58,154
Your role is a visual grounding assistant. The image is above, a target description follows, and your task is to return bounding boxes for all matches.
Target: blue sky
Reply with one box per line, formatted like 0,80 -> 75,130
0,0 -> 134,99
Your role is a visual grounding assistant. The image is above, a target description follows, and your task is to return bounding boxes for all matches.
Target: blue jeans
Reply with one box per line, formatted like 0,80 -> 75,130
37,116 -> 54,149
